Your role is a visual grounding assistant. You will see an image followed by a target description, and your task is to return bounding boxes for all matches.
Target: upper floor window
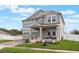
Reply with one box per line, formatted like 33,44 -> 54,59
52,16 -> 56,22
47,15 -> 56,23
48,16 -> 51,22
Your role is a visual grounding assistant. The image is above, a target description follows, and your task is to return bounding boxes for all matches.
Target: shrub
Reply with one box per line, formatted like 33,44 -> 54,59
25,39 -> 30,43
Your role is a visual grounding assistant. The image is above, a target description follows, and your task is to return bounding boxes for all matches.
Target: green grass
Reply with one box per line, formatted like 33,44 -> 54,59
17,40 -> 79,51
0,40 -> 13,43
0,47 -> 56,53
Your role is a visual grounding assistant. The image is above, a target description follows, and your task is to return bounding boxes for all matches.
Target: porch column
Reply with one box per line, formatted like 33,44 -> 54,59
30,28 -> 32,37
30,28 -> 32,42
39,27 -> 42,39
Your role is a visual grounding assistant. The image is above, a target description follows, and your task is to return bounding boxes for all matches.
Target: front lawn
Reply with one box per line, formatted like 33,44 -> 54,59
17,40 -> 79,51
0,40 -> 13,43
0,47 -> 56,53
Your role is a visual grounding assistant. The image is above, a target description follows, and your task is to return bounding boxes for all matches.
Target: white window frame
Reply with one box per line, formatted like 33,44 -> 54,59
47,15 -> 57,23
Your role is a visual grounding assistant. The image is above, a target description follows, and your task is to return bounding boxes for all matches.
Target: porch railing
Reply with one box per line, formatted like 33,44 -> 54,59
42,36 -> 57,40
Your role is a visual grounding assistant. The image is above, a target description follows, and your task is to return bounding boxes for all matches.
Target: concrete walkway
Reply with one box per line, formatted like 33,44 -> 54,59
14,47 -> 79,53
0,40 -> 24,49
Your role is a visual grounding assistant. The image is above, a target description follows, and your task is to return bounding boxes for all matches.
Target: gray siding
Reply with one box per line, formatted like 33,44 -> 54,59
43,14 -> 59,24
23,19 -> 38,39
36,18 -> 44,24
57,14 -> 60,23
31,32 -> 39,39
22,10 -> 64,41
23,21 -> 31,30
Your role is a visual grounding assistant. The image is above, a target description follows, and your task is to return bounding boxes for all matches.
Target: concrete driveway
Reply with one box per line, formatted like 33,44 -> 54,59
0,40 -> 24,49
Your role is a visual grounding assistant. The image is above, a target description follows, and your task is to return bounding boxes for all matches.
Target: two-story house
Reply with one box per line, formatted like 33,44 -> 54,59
22,10 -> 65,43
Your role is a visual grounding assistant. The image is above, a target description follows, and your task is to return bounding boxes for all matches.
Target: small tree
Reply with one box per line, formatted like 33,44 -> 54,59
70,29 -> 79,34
0,28 -> 22,36
9,29 -> 22,36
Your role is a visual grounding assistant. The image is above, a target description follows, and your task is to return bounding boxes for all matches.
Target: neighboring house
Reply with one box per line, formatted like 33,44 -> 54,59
0,30 -> 10,39
0,30 -> 9,35
0,30 -> 23,40
22,10 -> 65,43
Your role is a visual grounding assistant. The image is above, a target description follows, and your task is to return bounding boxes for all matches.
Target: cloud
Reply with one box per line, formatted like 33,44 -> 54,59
65,19 -> 79,29
60,10 -> 76,15
9,5 -> 39,14
0,5 -> 41,21
0,5 -> 40,19
0,16 -> 10,23
11,7 -> 36,13
0,5 -> 18,11
0,19 -> 3,22
5,23 -> 21,30
0,15 -> 25,22
64,18 -> 79,32
19,13 -> 31,17
65,19 -> 79,23
69,14 -> 79,19
0,6 -> 5,10
0,5 -> 40,14
11,17 -> 26,21
0,16 -> 9,19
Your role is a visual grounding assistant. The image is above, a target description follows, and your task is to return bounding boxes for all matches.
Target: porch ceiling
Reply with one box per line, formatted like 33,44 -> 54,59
31,24 -> 59,28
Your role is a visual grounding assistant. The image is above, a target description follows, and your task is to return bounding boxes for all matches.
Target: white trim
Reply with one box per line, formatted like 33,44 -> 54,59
39,27 -> 42,39
47,15 -> 57,23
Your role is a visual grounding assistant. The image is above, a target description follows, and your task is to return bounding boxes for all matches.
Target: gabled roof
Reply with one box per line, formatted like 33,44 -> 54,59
23,10 -> 65,24
24,10 -> 47,20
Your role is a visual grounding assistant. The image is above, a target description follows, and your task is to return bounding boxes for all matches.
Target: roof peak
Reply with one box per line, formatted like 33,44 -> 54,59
23,9 -> 62,21
37,9 -> 61,13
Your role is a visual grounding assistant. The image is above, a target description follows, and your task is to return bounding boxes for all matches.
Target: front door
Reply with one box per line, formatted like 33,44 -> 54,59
47,28 -> 56,37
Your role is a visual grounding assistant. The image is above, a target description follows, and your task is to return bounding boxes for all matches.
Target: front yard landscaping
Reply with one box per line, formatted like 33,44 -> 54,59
17,40 -> 79,51
0,40 -> 13,43
0,40 -> 79,53
0,47 -> 56,53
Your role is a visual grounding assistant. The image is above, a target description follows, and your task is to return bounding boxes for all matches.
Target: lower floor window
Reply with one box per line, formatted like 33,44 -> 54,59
48,32 -> 51,36
52,31 -> 56,36
48,31 -> 56,36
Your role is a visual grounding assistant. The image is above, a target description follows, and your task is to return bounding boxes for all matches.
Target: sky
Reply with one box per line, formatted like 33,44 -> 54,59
0,5 -> 79,33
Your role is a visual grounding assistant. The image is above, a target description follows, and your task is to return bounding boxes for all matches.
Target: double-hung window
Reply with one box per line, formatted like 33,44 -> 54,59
47,15 -> 56,23
52,16 -> 56,22
48,16 -> 51,22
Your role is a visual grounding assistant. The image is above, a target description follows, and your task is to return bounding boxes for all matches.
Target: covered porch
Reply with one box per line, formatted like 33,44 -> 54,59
30,24 -> 59,43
